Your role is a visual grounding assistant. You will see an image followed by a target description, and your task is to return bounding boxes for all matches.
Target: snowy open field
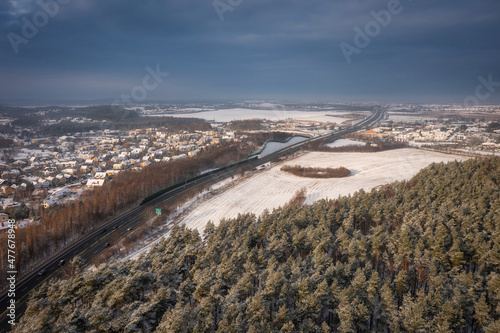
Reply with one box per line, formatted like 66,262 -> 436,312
259,136 -> 309,157
387,114 -> 439,122
167,108 -> 352,123
326,139 -> 365,148
180,149 -> 468,234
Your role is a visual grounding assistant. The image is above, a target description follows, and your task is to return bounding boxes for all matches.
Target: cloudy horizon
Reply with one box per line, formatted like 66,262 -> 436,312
1,0 -> 499,105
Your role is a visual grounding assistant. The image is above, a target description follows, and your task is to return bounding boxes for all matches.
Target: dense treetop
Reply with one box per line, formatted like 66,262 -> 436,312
15,157 -> 500,332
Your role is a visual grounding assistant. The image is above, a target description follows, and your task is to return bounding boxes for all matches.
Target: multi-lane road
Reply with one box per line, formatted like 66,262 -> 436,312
0,110 -> 383,332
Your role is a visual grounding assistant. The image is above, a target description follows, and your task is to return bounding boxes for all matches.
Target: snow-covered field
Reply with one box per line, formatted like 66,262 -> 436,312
166,108 -> 352,123
121,149 -> 468,261
387,114 -> 439,122
180,149 -> 468,234
259,136 -> 309,157
326,139 -> 365,148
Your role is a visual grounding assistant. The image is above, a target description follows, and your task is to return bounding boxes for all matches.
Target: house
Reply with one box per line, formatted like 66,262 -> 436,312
172,154 -> 187,160
55,174 -> 67,185
1,199 -> 21,211
1,186 -> 14,196
42,198 -> 58,208
0,213 -> 9,224
46,176 -> 55,185
51,188 -> 71,198
16,219 -> 35,229
86,179 -> 105,188
131,148 -> 143,156
1,170 -> 20,179
56,161 -> 78,168
94,172 -> 108,180
37,179 -> 51,189
106,170 -> 116,177
0,220 -> 12,233
62,168 -> 77,175
223,131 -> 235,139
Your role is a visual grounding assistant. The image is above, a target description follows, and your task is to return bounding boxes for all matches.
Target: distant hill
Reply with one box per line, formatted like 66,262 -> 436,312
84,106 -> 141,120
14,157 -> 500,332
40,116 -> 211,135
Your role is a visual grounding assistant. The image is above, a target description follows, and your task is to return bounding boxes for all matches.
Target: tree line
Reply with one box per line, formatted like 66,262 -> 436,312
39,116 -> 212,136
228,120 -> 263,131
281,165 -> 351,178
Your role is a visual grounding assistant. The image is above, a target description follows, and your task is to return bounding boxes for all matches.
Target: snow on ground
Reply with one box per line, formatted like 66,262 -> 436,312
259,136 -> 309,157
167,108 -> 351,123
122,230 -> 171,262
11,148 -> 53,160
177,108 -> 208,112
180,149 -> 468,234
118,175 -> 241,261
387,114 -> 438,122
326,139 -> 365,148
456,149 -> 500,156
120,149 -> 468,261
254,103 -> 284,108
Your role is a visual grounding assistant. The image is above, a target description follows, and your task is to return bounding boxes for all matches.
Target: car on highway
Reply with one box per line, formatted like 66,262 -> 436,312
58,259 -> 65,267
101,228 -> 107,233
105,243 -> 111,247
37,269 -> 46,276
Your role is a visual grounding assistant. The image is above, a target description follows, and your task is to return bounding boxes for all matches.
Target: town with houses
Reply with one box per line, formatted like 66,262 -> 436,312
0,125 -> 243,233
365,119 -> 500,149
1,105 -> 499,234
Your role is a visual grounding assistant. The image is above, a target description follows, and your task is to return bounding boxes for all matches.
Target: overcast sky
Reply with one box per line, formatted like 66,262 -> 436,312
1,0 -> 499,105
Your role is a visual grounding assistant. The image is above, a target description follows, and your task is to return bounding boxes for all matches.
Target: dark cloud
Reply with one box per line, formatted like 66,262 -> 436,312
0,0 -> 499,104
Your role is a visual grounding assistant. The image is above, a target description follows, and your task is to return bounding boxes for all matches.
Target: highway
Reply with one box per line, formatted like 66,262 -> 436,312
0,110 -> 382,332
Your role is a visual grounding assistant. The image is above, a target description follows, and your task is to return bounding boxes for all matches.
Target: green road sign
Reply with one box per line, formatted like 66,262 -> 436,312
156,208 -> 161,215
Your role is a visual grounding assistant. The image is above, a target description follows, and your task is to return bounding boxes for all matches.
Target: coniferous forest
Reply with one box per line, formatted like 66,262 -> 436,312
14,157 -> 500,332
